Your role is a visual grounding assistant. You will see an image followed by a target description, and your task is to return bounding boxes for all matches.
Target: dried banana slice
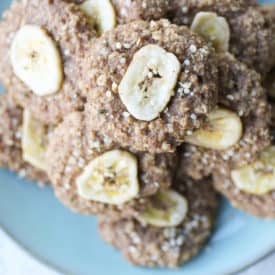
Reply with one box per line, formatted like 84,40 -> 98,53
80,0 -> 116,35
191,12 -> 230,52
231,146 -> 275,195
119,44 -> 181,121
10,25 -> 63,96
185,108 -> 243,150
76,150 -> 139,204
22,110 -> 48,171
139,190 -> 188,227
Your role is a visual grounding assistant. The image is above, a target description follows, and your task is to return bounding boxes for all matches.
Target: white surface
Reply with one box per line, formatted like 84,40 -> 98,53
0,228 -> 60,275
0,227 -> 274,275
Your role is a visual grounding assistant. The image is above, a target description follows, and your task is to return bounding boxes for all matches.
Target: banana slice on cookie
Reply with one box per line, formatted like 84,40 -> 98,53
139,190 -> 188,227
119,44 -> 181,121
185,108 -> 243,150
10,25 -> 63,96
191,12 -> 230,52
76,150 -> 139,204
22,110 -> 48,171
231,146 -> 275,195
80,0 -> 116,35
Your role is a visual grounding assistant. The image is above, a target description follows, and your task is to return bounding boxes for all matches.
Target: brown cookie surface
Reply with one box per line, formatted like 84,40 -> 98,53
84,20 -> 218,153
213,165 -> 275,218
0,0 -> 95,124
46,111 -> 177,218
170,0 -> 275,76
0,93 -> 48,185
98,176 -> 218,267
68,0 -> 172,24
180,53 -> 270,180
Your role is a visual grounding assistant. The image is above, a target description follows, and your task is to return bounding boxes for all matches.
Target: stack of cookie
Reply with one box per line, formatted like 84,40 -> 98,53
0,0 -> 274,268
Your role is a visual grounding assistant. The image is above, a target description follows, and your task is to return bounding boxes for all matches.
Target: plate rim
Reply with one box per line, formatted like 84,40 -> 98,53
2,223 -> 275,275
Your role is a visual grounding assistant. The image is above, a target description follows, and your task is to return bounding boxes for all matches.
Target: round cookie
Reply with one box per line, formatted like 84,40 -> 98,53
0,93 -> 48,185
0,0 -> 95,124
84,19 -> 218,153
212,80 -> 275,218
213,161 -> 275,218
98,176 -> 218,267
179,53 -> 270,180
170,0 -> 275,76
46,111 -> 177,218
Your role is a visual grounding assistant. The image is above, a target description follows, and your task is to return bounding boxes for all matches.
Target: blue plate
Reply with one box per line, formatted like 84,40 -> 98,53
0,1 -> 275,274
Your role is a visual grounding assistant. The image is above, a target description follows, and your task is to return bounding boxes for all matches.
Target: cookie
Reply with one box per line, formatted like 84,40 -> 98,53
0,93 -> 48,185
0,0 -> 95,124
212,86 -> 275,218
98,176 -> 218,267
84,19 -> 218,153
179,53 -> 270,180
170,0 -> 275,76
213,156 -> 275,218
46,111 -> 177,218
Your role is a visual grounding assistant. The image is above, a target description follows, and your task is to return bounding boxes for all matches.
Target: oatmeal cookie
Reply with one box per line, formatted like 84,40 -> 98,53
213,159 -> 275,218
171,0 -> 275,75
46,111 -> 177,218
84,20 -> 218,153
180,53 -> 270,180
0,0 -> 95,124
98,176 -> 218,267
0,93 -> 48,185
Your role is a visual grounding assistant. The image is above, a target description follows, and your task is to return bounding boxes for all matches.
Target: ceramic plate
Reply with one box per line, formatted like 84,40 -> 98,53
0,1 -> 275,274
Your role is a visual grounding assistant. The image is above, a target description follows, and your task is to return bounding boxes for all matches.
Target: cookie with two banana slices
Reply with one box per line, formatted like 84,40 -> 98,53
98,176 -> 218,267
46,111 -> 177,219
170,0 -> 275,76
0,0 -> 95,124
84,19 -> 218,153
179,53 -> 271,180
0,93 -> 49,185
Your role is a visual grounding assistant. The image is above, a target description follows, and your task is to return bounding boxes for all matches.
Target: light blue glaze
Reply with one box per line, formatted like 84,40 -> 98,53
0,1 -> 274,274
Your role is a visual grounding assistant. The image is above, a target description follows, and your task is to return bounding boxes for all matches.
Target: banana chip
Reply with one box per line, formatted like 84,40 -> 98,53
191,12 -> 230,52
119,44 -> 180,121
22,110 -> 48,171
10,25 -> 63,96
231,146 -> 275,195
80,0 -> 116,35
139,190 -> 188,227
76,150 -> 139,204
185,108 -> 243,150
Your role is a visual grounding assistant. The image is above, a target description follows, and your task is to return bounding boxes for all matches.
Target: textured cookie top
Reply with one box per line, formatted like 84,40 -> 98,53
0,93 -> 48,185
0,0 -> 95,124
172,0 -> 257,23
98,176 -> 218,267
68,0 -> 172,24
84,19 -> 218,153
111,0 -> 172,24
46,111 -> 177,218
180,53 -> 271,180
170,0 -> 275,76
